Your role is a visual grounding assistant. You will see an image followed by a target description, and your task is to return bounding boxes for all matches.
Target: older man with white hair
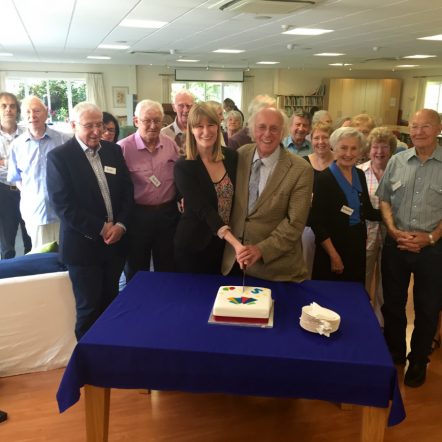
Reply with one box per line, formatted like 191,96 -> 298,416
119,99 -> 180,279
47,102 -> 133,339
8,95 -> 70,249
161,89 -> 195,155
222,107 -> 314,281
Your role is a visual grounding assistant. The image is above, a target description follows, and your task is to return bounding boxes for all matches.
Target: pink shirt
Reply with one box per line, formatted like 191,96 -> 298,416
119,132 -> 179,205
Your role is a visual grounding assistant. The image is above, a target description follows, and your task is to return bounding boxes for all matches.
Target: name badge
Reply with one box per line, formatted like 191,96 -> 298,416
340,205 -> 354,216
392,181 -> 402,192
149,175 -> 161,187
104,166 -> 116,175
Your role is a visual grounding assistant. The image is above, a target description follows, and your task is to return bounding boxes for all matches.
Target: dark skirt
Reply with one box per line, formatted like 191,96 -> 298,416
312,222 -> 366,283
175,235 -> 225,275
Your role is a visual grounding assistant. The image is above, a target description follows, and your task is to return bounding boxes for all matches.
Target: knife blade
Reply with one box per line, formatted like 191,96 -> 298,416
242,265 -> 247,294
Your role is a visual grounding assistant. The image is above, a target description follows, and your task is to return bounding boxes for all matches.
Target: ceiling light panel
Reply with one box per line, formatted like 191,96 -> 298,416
403,55 -> 436,59
418,34 -> 442,41
98,44 -> 130,50
282,28 -> 334,36
212,49 -> 245,54
256,61 -> 280,65
314,53 -> 345,56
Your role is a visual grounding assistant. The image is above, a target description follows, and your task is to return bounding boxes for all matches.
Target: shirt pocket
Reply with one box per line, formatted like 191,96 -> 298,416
428,183 -> 442,210
390,182 -> 405,207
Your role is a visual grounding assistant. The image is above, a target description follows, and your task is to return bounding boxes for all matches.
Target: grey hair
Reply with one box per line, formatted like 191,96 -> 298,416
329,126 -> 365,151
226,110 -> 243,125
71,102 -> 102,122
134,99 -> 164,118
312,110 -> 331,125
246,94 -> 276,120
21,95 -> 46,113
249,107 -> 289,142
171,89 -> 195,104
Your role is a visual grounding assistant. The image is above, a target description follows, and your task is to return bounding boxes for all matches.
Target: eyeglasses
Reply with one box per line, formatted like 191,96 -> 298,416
256,124 -> 281,135
409,124 -> 433,132
78,122 -> 104,130
176,104 -> 193,110
103,126 -> 116,134
139,119 -> 162,126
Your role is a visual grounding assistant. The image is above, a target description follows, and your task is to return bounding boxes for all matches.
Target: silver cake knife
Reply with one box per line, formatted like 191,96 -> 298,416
242,265 -> 247,294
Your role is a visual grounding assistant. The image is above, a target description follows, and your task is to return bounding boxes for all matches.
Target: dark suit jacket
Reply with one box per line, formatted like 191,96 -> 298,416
46,137 -> 133,265
174,147 -> 237,253
222,144 -> 314,282
227,127 -> 251,151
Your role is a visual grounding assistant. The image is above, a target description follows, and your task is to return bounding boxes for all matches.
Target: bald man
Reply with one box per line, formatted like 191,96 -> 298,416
377,108 -> 442,387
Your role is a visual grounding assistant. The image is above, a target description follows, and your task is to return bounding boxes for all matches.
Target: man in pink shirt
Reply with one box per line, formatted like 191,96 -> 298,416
119,99 -> 180,279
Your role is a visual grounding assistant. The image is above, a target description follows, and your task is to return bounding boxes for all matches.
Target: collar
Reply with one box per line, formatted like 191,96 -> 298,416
172,119 -> 184,135
0,125 -> 20,137
253,144 -> 281,167
24,125 -> 49,141
135,131 -> 162,151
330,161 -> 362,192
406,145 -> 442,162
76,135 -> 101,154
358,160 -> 372,172
285,135 -> 310,150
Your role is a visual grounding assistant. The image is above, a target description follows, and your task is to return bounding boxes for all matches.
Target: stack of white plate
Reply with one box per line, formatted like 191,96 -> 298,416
299,302 -> 341,337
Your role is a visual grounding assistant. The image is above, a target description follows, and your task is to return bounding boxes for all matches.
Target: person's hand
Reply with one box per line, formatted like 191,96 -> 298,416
0,158 -> 5,167
103,224 -> 125,245
177,198 -> 184,213
397,231 -> 431,253
236,245 -> 262,269
330,253 -> 344,274
101,221 -> 113,239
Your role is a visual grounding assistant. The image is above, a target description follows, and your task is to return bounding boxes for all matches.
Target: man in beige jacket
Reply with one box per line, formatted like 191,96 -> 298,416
222,107 -> 313,282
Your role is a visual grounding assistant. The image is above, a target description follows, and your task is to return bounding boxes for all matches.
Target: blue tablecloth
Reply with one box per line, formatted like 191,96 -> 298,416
57,272 -> 405,426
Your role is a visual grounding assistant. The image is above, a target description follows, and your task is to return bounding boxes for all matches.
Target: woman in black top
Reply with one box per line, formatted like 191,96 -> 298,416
174,103 -> 243,274
310,127 -> 380,283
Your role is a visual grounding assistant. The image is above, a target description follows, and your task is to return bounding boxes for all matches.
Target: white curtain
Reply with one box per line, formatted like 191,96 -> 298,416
242,74 -> 255,122
0,71 -> 6,91
161,75 -> 173,103
86,73 -> 107,110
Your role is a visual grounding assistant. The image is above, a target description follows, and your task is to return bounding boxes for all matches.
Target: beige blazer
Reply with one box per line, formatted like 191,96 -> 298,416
222,144 -> 314,282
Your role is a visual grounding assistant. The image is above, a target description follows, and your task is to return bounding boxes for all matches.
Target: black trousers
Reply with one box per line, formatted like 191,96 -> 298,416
125,202 -> 179,281
0,182 -> 31,259
381,236 -> 442,364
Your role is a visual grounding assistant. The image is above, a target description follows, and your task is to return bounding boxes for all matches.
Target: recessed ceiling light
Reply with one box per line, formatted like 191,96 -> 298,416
315,53 -> 345,56
212,49 -> 245,54
396,64 -> 419,68
418,34 -> 442,41
403,54 -> 436,59
282,28 -> 333,36
119,19 -> 167,29
329,63 -> 352,66
256,61 -> 280,65
87,55 -> 111,60
177,59 -> 199,63
0,52 -> 13,56
98,44 -> 130,50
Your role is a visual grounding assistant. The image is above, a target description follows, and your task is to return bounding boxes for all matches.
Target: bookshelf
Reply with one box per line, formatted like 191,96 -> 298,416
276,93 -> 325,117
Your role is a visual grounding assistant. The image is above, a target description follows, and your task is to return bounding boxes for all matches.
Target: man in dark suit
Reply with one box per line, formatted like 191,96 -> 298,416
47,102 -> 133,340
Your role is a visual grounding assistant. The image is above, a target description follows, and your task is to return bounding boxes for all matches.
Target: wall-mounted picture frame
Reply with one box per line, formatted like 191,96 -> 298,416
112,86 -> 129,108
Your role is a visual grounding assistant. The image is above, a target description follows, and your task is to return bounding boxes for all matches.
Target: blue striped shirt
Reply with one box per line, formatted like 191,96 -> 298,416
376,145 -> 442,232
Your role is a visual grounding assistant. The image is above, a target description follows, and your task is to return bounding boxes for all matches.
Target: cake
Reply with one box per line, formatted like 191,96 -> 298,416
212,286 -> 272,324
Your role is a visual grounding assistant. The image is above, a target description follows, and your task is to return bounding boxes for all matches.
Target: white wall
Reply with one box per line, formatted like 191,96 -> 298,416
3,62 -> 441,122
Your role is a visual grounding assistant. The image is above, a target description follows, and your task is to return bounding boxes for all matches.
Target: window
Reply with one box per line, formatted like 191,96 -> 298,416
171,81 -> 242,109
424,81 -> 442,112
5,76 -> 87,126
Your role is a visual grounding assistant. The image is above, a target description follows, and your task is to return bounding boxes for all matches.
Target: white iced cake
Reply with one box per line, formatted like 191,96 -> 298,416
213,286 -> 272,323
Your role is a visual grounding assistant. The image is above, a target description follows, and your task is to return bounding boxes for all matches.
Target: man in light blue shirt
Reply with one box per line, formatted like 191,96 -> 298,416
377,108 -> 442,388
283,111 -> 312,157
7,96 -> 70,249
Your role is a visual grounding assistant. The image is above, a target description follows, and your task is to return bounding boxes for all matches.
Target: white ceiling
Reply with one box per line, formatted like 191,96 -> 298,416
1,0 -> 442,72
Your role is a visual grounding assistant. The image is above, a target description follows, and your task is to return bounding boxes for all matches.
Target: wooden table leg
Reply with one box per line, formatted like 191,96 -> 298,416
360,405 -> 388,442
84,385 -> 110,442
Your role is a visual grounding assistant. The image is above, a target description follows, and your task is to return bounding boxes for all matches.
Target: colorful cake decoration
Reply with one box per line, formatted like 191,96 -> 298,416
227,297 -> 257,305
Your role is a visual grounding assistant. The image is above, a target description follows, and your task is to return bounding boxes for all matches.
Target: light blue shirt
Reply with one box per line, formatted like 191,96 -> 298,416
0,125 -> 23,184
7,126 -> 71,225
283,136 -> 312,156
376,145 -> 442,232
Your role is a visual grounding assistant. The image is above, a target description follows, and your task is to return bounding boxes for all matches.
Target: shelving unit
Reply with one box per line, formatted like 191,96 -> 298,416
276,94 -> 324,117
